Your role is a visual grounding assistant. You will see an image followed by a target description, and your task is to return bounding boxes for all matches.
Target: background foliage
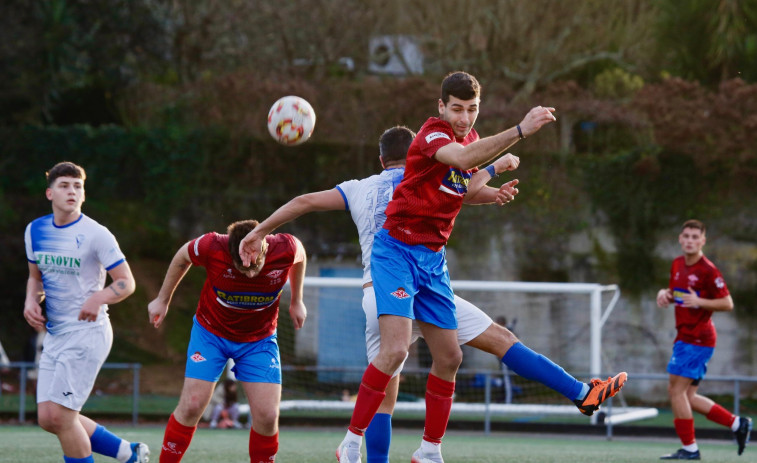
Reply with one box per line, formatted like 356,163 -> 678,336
1,0 -> 756,366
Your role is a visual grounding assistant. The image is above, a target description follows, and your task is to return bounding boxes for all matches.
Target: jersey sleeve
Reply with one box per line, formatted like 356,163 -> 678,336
417,120 -> 456,159
707,267 -> 730,298
334,182 -> 357,211
93,226 -> 126,271
187,233 -> 213,267
24,223 -> 35,263
291,235 -> 306,264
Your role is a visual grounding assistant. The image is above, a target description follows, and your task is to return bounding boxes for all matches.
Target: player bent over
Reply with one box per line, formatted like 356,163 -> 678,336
657,220 -> 751,460
148,220 -> 306,463
240,125 -> 627,463
23,162 -> 148,463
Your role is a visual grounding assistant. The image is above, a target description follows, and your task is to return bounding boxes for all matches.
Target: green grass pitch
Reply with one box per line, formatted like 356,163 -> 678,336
0,424 -> 747,462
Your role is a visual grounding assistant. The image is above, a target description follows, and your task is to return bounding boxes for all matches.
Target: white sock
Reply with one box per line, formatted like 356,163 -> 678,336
116,440 -> 132,462
577,383 -> 590,401
343,430 -> 362,446
731,416 -> 741,432
420,440 -> 441,455
682,443 -> 698,453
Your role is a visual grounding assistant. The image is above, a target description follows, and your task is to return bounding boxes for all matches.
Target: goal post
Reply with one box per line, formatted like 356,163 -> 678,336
300,277 -> 621,380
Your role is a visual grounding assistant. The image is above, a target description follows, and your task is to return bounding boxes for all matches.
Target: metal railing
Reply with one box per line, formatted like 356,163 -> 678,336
1,361 -> 141,426
2,363 -> 755,440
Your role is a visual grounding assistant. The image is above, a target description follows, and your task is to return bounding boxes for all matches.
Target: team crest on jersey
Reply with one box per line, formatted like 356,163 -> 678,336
223,268 -> 236,279
688,274 -> 699,285
390,287 -> 410,299
75,234 -> 85,248
425,131 -> 451,144
266,269 -> 284,278
190,351 -> 206,362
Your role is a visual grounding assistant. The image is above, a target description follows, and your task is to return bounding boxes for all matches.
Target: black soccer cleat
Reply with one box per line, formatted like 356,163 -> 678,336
660,448 -> 701,460
734,416 -> 752,456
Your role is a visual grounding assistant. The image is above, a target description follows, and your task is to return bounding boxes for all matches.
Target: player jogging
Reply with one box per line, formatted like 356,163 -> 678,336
23,161 -> 148,463
239,126 -> 627,463
148,220 -> 306,463
656,219 -> 752,460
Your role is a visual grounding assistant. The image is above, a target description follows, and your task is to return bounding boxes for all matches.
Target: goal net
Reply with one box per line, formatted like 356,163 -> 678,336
268,271 -> 656,427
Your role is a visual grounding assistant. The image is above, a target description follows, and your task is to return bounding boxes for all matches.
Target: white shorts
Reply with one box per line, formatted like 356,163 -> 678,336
37,322 -> 113,411
363,286 -> 492,376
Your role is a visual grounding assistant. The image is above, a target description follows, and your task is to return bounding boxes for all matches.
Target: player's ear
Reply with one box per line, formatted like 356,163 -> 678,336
438,99 -> 444,115
45,188 -> 53,201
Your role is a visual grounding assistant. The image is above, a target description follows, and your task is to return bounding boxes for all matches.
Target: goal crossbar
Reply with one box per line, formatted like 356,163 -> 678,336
299,277 -> 621,379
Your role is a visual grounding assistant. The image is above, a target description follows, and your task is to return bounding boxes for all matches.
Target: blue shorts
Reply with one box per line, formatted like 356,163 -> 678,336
667,340 -> 714,382
371,229 -> 457,329
185,317 -> 281,384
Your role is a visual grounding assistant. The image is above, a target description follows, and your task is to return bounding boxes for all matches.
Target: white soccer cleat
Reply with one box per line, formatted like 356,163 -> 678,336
127,442 -> 150,463
335,439 -> 362,463
411,447 -> 444,463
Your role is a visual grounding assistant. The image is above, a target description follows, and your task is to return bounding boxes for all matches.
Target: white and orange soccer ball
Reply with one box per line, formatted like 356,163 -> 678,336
267,96 -> 316,146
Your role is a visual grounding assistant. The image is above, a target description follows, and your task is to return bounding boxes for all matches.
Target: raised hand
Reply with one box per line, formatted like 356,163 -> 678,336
519,106 -> 557,137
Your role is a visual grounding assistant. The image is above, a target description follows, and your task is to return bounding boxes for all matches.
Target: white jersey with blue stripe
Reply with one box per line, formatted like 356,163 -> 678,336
335,167 -> 404,285
25,214 -> 126,335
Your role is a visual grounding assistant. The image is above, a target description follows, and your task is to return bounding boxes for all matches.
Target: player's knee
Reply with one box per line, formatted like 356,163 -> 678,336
380,346 -> 410,370
252,407 -> 279,431
434,346 -> 462,372
37,409 -> 65,434
177,398 -> 208,423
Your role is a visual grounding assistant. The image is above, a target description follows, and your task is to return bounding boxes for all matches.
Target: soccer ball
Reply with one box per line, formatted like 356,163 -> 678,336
267,96 -> 316,146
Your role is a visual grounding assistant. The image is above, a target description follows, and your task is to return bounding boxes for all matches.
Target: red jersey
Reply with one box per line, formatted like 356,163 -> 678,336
668,255 -> 730,347
383,117 -> 479,251
188,232 -> 299,343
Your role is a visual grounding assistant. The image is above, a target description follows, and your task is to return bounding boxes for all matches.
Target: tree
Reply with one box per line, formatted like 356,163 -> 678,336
653,0 -> 757,85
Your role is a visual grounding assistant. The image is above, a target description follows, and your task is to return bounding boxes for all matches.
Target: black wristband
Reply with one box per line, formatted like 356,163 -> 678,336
516,124 -> 525,139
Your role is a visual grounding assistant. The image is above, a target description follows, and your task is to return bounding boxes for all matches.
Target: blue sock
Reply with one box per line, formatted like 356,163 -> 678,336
501,342 -> 585,401
63,456 -> 95,463
90,424 -> 123,458
365,413 -> 392,463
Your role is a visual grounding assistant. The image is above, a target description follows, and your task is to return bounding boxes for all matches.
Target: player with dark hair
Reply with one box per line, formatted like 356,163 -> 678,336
656,219 -> 752,459
242,70 -> 622,463
24,161 -> 148,463
147,220 -> 307,463
239,125 -> 627,463
332,71 -> 555,463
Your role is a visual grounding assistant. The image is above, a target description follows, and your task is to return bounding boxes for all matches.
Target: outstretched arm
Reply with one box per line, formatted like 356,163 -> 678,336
147,243 -> 193,328
240,189 -> 345,266
435,106 -> 556,170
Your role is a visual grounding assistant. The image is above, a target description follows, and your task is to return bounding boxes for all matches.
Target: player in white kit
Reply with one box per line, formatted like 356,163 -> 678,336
23,162 -> 149,463
239,127 -> 626,463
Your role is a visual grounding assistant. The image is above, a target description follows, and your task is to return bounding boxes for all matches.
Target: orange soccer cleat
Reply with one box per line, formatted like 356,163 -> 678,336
573,372 -> 628,417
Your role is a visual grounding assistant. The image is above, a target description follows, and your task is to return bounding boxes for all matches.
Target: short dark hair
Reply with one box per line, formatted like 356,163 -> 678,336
441,71 -> 481,104
46,161 -> 86,187
227,219 -> 260,267
682,219 -> 706,234
379,126 -> 415,164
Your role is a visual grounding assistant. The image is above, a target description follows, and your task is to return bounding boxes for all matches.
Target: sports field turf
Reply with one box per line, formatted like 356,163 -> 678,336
0,425 -> 748,463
